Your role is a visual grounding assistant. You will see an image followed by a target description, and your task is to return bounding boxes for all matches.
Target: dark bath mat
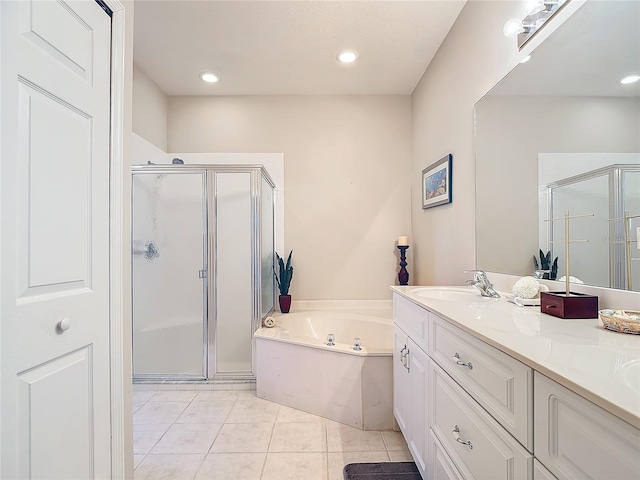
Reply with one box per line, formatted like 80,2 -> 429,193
343,462 -> 421,480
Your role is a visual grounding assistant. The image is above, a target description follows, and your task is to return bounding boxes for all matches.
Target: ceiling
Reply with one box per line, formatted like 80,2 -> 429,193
133,0 -> 466,96
490,0 -> 640,97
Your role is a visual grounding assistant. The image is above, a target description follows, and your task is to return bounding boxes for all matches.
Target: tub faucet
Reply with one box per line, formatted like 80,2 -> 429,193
464,270 -> 500,298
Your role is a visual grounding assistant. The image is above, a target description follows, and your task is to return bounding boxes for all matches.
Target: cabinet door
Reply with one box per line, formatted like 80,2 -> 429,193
408,338 -> 429,479
534,372 -> 640,480
393,325 -> 409,434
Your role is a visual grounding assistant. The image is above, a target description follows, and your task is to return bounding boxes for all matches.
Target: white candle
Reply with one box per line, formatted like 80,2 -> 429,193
397,236 -> 409,246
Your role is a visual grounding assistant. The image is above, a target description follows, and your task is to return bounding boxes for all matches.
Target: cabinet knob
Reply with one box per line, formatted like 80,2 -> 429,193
57,318 -> 71,333
452,425 -> 473,450
452,352 -> 473,370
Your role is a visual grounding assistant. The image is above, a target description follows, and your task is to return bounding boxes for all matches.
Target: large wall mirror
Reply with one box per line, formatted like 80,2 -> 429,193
475,0 -> 640,292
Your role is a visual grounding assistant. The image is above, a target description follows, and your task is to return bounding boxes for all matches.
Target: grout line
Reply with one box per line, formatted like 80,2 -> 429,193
190,453 -> 207,480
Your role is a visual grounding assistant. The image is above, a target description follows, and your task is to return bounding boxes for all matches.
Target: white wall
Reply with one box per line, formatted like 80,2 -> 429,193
409,0 -> 587,286
168,95 -> 412,300
133,63 -> 168,151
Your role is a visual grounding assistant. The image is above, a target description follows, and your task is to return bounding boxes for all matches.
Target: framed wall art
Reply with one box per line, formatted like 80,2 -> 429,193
422,154 -> 452,209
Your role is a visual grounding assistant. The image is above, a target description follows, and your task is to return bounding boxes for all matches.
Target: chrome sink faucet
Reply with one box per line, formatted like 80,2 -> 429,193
464,270 -> 500,298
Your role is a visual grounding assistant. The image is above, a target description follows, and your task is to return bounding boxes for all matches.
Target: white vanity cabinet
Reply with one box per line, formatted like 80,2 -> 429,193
394,324 -> 429,478
392,289 -> 640,480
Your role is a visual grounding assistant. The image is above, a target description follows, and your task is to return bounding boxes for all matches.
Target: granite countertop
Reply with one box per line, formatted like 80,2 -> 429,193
391,286 -> 640,429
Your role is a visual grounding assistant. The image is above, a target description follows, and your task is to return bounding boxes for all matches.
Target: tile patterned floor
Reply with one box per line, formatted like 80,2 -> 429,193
133,389 -> 411,480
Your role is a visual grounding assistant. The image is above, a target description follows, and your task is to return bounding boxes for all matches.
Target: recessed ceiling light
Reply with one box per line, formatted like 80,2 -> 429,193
619,74 -> 640,85
520,54 -> 532,64
200,72 -> 219,83
337,50 -> 358,63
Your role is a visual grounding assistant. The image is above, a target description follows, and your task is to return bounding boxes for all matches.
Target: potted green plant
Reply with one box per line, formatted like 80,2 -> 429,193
274,250 -> 294,313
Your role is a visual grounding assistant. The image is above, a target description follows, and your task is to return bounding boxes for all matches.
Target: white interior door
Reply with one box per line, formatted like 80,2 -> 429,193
1,1 -> 112,478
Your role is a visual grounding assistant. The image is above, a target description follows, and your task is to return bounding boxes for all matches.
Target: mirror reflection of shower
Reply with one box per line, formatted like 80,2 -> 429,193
539,155 -> 640,291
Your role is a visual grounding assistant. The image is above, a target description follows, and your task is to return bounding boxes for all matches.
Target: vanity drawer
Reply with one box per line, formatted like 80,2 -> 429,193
430,315 -> 533,449
534,372 -> 640,480
534,460 -> 557,480
393,293 -> 429,352
429,428 -> 464,480
429,362 -> 532,480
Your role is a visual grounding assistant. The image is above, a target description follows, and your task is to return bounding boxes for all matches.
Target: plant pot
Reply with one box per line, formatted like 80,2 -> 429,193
278,295 -> 292,313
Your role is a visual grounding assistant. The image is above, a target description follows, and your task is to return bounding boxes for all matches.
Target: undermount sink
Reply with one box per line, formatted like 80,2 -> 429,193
410,286 -> 498,302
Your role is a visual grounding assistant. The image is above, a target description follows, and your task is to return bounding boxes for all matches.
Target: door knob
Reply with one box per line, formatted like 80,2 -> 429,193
57,318 -> 71,332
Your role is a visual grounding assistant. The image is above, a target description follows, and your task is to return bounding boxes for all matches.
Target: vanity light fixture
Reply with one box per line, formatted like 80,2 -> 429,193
337,50 -> 358,63
504,0 -> 566,48
620,74 -> 640,85
200,72 -> 219,83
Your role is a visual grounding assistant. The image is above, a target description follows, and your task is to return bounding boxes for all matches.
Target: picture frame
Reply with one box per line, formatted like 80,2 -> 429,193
422,154 -> 452,209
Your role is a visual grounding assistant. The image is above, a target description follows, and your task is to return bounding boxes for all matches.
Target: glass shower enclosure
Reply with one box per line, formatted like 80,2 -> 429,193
132,165 -> 275,381
546,164 -> 640,291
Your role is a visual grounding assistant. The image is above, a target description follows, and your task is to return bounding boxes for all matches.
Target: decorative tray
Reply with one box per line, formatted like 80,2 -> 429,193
599,310 -> 640,335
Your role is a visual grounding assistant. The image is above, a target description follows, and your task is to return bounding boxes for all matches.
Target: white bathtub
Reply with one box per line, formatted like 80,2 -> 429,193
255,309 -> 393,430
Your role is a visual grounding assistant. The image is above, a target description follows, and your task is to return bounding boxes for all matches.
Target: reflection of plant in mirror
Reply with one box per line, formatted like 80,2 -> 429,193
533,249 -> 558,280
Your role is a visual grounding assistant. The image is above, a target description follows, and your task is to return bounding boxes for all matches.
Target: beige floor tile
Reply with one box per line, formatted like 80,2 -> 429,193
133,391 -> 157,403
235,392 -> 279,405
176,401 -> 233,424
225,399 -> 279,423
388,450 -> 414,462
134,401 -> 190,424
269,422 -> 327,453
193,391 -> 239,403
152,423 -> 223,454
133,455 -> 146,470
133,423 -> 172,454
134,453 -> 205,480
151,390 -> 198,402
326,422 -> 386,452
194,453 -> 265,480
276,405 -> 325,423
381,430 -> 409,451
210,423 -> 274,453
261,452 -> 328,480
328,451 -> 390,480
133,399 -> 147,414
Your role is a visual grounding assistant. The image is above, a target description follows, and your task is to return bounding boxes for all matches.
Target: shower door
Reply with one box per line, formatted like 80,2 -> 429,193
547,165 -> 640,290
549,173 -> 610,288
132,171 -> 207,379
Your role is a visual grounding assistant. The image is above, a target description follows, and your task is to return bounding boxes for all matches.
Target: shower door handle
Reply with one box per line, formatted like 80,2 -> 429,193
198,269 -> 207,279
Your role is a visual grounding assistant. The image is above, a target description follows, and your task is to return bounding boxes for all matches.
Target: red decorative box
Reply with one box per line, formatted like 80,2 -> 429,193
540,291 -> 599,319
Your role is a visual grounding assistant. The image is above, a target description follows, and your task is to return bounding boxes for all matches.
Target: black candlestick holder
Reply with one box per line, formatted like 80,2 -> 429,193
397,245 -> 409,285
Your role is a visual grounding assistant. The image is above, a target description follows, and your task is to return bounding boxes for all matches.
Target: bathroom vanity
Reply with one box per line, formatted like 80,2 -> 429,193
391,286 -> 640,480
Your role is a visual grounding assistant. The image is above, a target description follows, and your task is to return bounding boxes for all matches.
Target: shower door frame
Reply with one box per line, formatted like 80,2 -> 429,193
131,167 -> 210,381
131,164 -> 276,382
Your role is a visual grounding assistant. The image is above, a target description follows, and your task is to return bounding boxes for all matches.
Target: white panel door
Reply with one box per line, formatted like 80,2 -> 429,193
1,1 -> 112,478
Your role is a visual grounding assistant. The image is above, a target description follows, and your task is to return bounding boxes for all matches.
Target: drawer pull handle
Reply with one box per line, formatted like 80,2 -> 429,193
400,345 -> 407,362
399,345 -> 410,371
452,425 -> 473,450
545,304 -> 557,309
452,353 -> 473,370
